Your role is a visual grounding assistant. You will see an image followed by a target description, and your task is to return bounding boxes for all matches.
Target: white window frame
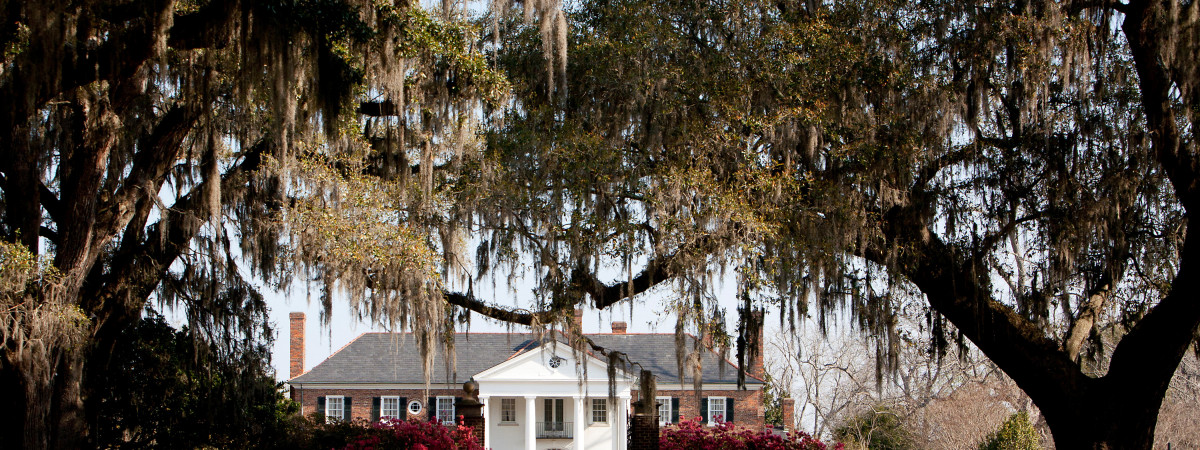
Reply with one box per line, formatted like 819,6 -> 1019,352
591,398 -> 608,424
436,396 -> 456,424
326,395 -> 345,423
408,400 -> 423,416
657,396 -> 673,426
500,398 -> 517,423
707,397 -> 726,425
381,396 -> 401,420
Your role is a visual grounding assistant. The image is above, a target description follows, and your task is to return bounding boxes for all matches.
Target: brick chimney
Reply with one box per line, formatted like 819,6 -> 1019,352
573,309 -> 584,331
781,398 -> 795,431
611,321 -> 627,334
289,312 -> 305,378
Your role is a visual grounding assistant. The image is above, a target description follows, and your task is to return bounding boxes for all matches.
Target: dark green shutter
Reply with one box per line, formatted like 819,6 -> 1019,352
671,397 -> 680,423
372,397 -> 381,422
725,398 -> 734,423
344,397 -> 352,420
700,397 -> 708,424
454,397 -> 462,423
317,396 -> 326,418
428,397 -> 436,421
398,397 -> 407,419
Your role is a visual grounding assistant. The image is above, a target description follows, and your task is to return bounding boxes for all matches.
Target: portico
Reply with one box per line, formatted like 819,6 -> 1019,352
474,345 -> 634,450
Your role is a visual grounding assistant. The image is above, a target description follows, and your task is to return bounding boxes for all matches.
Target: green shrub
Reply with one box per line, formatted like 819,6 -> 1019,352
977,411 -> 1041,450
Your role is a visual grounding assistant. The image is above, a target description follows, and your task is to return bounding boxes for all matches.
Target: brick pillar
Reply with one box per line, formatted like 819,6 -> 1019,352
611,321 -> 627,334
289,312 -> 305,378
629,413 -> 659,450
782,398 -> 795,432
458,380 -> 485,448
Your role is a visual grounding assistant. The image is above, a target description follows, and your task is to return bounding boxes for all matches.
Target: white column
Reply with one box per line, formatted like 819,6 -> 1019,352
479,395 -> 490,450
612,398 -> 627,450
525,396 -> 537,450
573,396 -> 586,450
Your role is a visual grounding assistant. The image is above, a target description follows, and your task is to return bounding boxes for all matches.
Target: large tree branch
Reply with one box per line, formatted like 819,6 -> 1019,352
1124,0 -> 1200,210
95,104 -> 200,243
1103,218 -> 1200,406
443,292 -> 555,326
85,140 -> 268,338
166,0 -> 239,50
866,203 -> 1087,419
443,253 -> 675,325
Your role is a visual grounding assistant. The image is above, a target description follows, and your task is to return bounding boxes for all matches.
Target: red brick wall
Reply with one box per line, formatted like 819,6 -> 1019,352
629,413 -> 660,450
630,388 -> 764,429
291,386 -> 765,429
293,388 -> 465,422
782,398 -> 795,431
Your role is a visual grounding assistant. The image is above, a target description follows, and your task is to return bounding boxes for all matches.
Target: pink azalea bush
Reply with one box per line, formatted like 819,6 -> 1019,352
660,417 -> 843,450
337,417 -> 482,450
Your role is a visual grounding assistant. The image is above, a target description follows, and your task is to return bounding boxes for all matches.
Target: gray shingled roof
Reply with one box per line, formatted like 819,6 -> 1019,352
290,332 -> 764,386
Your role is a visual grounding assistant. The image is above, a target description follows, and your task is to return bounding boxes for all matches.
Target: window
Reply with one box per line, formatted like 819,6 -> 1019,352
591,398 -> 607,424
544,398 -> 565,429
707,397 -> 726,424
657,397 -> 673,426
437,396 -> 456,424
408,400 -> 423,415
500,398 -> 517,423
326,396 -> 345,423
381,396 -> 401,419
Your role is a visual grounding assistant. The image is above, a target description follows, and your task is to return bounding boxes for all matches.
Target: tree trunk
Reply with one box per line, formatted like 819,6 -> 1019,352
1041,380 -> 1161,449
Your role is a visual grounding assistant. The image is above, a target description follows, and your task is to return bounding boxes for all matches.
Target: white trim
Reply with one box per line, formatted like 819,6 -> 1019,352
656,396 -> 673,426
655,383 -> 764,390
436,396 -> 456,424
326,395 -> 345,423
381,395 -> 402,419
707,397 -> 727,425
590,398 -> 609,424
499,398 -> 518,423
291,382 -> 466,390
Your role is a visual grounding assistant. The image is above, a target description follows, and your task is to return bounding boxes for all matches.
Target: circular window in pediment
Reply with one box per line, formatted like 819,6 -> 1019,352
408,400 -> 423,415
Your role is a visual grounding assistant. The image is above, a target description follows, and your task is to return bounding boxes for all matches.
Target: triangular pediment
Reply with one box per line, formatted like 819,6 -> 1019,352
475,340 -> 635,385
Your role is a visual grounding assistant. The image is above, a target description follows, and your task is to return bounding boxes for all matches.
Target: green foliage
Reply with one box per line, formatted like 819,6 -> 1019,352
92,314 -> 296,449
833,406 -> 916,450
762,372 -> 786,427
977,412 -> 1041,450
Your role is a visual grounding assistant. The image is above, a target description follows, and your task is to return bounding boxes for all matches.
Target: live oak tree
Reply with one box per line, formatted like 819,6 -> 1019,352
473,0 -> 1200,448
5,0 -> 1200,449
0,0 -> 513,447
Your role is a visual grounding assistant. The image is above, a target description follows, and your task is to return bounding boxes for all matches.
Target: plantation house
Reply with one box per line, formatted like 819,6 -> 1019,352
286,312 -> 784,450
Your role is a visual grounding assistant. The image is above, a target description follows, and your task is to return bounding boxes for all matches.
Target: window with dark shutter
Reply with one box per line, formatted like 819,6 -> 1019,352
372,397 -> 381,422
725,398 -> 734,423
317,396 -> 326,417
656,397 -> 671,425
700,397 -> 708,424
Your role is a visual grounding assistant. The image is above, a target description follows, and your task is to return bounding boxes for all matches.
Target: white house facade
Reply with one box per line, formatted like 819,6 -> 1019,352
286,314 -> 769,450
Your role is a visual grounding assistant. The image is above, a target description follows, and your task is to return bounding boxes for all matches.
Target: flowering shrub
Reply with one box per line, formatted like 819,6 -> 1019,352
335,417 -> 482,450
661,417 -> 844,450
